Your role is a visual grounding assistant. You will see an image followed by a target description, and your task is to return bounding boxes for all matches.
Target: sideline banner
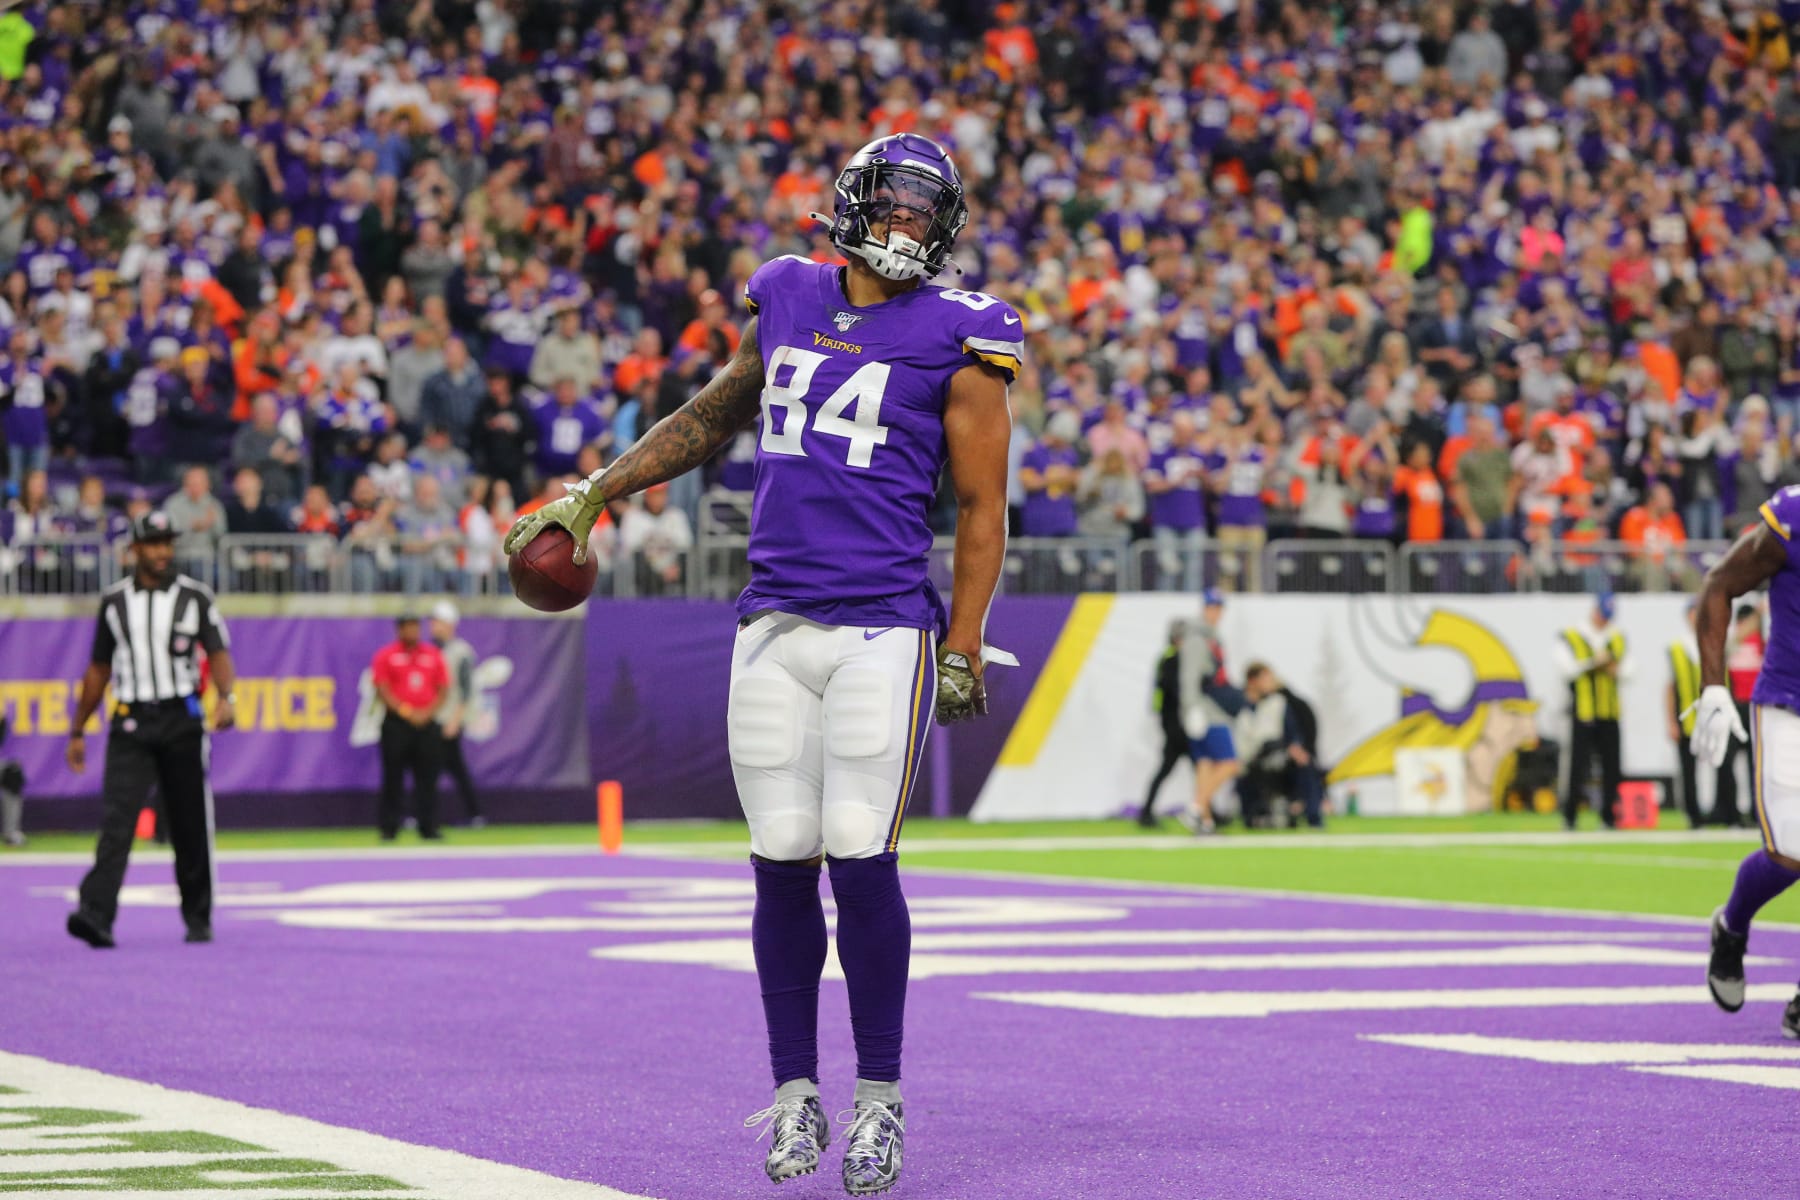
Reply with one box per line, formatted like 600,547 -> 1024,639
1,616 -> 588,800
973,594 -> 1695,821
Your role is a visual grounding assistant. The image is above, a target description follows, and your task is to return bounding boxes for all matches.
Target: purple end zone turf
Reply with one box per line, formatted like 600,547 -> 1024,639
2,849 -> 1797,1199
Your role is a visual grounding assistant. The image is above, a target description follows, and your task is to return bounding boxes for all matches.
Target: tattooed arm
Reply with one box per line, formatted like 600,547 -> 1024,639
589,318 -> 764,502
502,319 -> 764,560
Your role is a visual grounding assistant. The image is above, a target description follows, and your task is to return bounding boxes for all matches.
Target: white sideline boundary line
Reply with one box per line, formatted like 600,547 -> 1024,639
0,827 -> 1760,868
4,840 -> 1794,935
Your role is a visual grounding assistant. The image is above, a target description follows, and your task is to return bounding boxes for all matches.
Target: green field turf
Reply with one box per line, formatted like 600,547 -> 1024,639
8,814 -> 1795,925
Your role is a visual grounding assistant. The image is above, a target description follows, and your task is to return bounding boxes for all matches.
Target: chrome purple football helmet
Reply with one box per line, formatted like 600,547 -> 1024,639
827,134 -> 969,281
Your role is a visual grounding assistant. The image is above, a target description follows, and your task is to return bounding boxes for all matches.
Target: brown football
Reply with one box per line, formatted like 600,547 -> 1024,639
508,527 -> 599,612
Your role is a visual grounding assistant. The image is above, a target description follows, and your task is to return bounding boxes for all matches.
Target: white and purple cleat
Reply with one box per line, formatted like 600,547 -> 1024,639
839,1100 -> 904,1196
745,1095 -> 829,1184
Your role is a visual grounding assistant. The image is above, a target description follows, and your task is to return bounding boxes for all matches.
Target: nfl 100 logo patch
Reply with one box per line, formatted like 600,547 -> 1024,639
833,311 -> 865,333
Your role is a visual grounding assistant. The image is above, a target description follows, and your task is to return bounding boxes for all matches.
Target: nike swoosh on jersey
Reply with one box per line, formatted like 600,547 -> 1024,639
1003,314 -> 1020,325
863,628 -> 892,641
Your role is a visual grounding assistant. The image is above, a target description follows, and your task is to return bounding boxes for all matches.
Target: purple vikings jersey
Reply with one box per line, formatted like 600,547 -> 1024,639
737,256 -> 1024,632
122,367 -> 176,459
1145,445 -> 1207,531
1756,486 -> 1800,710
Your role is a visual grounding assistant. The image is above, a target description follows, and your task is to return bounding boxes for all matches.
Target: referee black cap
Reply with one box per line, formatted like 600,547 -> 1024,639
131,511 -> 178,544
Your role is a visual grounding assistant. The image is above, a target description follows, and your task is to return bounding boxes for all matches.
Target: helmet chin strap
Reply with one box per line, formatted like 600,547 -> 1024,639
858,231 -> 929,281
806,212 -> 964,279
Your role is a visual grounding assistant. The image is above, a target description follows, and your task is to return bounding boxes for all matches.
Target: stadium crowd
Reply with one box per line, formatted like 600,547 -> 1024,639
1,0 -> 1799,594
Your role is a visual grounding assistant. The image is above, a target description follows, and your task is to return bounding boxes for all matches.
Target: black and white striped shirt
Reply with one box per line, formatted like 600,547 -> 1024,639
90,575 -> 230,703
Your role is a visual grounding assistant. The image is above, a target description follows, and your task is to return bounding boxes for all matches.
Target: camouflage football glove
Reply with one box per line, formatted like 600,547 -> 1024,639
936,648 -> 988,724
502,471 -> 608,565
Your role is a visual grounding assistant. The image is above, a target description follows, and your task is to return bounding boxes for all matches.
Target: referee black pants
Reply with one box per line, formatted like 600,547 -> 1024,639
1713,701 -> 1752,826
78,706 -> 212,932
1676,735 -> 1703,829
380,714 -> 443,837
1139,728 -> 1193,821
441,732 -> 481,820
1565,718 -> 1622,827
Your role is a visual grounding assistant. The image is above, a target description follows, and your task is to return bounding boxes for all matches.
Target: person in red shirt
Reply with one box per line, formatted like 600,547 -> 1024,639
370,615 -> 451,840
1716,601 -> 1768,828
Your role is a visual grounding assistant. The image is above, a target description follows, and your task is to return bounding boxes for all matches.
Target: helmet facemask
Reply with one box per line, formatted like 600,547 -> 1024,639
831,161 -> 968,282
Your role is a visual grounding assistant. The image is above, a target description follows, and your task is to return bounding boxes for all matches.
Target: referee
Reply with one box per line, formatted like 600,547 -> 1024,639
66,511 -> 236,948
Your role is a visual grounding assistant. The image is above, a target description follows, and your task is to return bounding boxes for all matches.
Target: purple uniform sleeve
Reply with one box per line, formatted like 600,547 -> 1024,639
743,255 -> 812,317
1762,485 -> 1800,563
945,290 -> 1026,384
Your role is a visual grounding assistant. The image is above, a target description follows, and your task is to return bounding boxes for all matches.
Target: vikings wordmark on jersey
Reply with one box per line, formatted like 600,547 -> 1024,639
738,255 -> 1024,634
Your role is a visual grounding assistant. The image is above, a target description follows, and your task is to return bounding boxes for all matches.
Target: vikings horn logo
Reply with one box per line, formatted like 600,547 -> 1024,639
1328,608 -> 1539,813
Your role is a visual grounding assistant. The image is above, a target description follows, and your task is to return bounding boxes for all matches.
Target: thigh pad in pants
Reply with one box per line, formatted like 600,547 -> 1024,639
822,633 -> 932,860
729,644 -> 823,862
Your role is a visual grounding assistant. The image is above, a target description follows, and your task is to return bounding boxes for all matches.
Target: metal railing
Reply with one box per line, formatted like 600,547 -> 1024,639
1396,541 -> 1524,595
1263,539 -> 1396,594
0,536 -> 118,595
215,534 -> 342,593
1,531 -> 1736,599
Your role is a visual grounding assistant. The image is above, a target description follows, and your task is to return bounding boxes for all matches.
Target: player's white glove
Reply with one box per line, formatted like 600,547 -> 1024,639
501,472 -> 607,564
1686,685 -> 1748,769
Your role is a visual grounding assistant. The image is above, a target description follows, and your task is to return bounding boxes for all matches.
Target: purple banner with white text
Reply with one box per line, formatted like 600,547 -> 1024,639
0,616 -> 589,800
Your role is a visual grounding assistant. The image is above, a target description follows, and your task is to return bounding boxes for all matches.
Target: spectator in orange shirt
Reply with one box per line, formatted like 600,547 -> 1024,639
1619,481 -> 1694,588
1392,441 -> 1445,543
1527,388 -> 1596,468
613,328 -> 668,396
292,484 -> 342,536
677,289 -> 741,359
232,311 -> 285,419
982,4 -> 1038,82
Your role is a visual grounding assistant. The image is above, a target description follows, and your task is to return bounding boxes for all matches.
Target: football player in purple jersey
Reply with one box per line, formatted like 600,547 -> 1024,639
505,133 -> 1020,1195
1697,484 -> 1800,1036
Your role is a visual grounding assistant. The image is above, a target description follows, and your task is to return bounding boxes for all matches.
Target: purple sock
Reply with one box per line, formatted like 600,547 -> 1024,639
751,856 -> 827,1087
1722,849 -> 1800,935
827,853 -> 910,1084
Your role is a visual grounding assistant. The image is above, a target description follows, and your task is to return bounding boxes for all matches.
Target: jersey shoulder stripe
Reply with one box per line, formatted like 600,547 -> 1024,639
1763,501 -> 1790,541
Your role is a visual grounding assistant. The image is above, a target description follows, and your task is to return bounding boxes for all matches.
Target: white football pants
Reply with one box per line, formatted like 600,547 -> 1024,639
728,613 -> 936,861
1753,704 -> 1800,858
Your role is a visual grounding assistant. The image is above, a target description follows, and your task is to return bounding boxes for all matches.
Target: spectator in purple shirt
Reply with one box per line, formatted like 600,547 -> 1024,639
530,377 -> 609,480
1018,411 -> 1083,538
1144,412 -> 1209,592
0,326 -> 48,491
1210,422 -> 1271,592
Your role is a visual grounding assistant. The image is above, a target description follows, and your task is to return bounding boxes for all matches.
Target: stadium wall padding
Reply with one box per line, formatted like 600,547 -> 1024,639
580,599 -> 1072,821
7,599 -> 1072,826
974,593 -> 1701,821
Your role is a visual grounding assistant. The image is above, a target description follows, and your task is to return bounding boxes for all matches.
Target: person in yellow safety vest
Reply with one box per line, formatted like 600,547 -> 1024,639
1556,591 -> 1628,829
1669,599 -> 1704,828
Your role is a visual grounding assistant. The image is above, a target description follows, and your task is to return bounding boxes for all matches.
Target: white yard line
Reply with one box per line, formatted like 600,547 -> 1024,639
0,1050 -> 656,1200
